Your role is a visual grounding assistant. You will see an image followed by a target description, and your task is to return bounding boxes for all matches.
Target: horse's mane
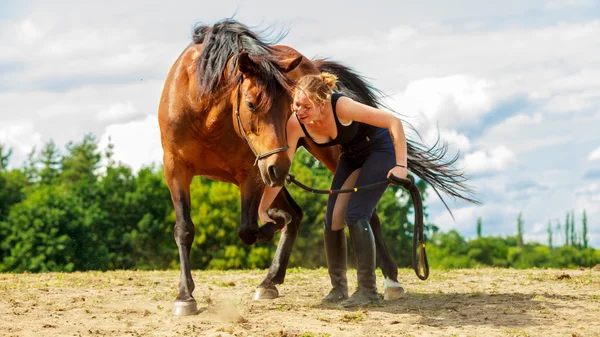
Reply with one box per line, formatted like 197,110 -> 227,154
192,19 -> 295,110
314,59 -> 480,217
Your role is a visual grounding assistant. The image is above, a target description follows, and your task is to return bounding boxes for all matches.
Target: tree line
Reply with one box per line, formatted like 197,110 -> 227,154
0,136 -> 597,273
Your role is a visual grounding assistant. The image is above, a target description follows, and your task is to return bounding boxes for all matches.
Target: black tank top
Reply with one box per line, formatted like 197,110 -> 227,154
297,92 -> 378,149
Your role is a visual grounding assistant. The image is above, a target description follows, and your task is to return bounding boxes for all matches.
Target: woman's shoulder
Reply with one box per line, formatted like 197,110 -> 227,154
287,113 -> 303,137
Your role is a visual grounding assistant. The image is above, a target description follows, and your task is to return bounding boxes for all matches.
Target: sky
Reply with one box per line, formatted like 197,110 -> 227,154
1,0 -> 599,247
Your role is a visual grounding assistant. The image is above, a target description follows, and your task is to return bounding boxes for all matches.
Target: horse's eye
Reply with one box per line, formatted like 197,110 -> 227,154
246,101 -> 256,111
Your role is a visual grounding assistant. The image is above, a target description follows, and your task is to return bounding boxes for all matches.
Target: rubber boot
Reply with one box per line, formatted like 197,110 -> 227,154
322,225 -> 349,303
340,218 -> 381,307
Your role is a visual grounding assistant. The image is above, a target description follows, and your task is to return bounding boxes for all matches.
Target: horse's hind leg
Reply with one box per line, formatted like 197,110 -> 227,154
163,153 -> 197,315
254,187 -> 303,300
371,211 -> 405,300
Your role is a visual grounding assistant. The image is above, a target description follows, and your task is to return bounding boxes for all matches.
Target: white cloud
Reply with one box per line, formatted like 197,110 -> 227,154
95,102 -> 140,123
501,112 -> 544,127
461,145 -> 516,174
588,146 -> 600,161
542,89 -> 600,114
576,183 -> 599,196
399,75 -> 495,129
544,0 -> 596,10
98,115 -> 163,172
0,121 -> 43,162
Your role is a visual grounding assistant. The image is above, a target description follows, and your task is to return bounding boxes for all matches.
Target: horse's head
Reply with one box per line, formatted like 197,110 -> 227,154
233,51 -> 303,187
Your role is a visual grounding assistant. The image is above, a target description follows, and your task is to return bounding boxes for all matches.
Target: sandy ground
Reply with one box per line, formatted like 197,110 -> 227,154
1,267 -> 599,337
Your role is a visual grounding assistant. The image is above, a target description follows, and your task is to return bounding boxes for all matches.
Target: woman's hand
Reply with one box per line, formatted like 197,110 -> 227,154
387,165 -> 408,180
259,209 -> 274,225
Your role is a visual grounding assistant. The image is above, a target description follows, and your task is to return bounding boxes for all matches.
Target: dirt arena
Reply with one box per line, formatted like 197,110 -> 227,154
1,267 -> 599,336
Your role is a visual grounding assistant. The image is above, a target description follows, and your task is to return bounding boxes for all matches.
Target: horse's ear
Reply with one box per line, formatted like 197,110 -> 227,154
282,55 -> 303,73
238,52 -> 259,75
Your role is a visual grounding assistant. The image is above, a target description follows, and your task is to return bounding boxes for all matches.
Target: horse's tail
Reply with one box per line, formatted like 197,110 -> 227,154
314,59 -> 481,216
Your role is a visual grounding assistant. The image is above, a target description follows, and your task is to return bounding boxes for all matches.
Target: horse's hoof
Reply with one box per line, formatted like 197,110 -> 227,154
238,227 -> 258,245
257,223 -> 276,242
253,287 -> 279,300
383,286 -> 405,301
173,300 -> 198,316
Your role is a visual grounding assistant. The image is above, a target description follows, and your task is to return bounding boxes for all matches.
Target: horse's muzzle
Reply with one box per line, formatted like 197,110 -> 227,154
259,159 -> 290,187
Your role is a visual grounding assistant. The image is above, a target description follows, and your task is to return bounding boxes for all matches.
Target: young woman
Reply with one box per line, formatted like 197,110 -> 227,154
259,72 -> 408,307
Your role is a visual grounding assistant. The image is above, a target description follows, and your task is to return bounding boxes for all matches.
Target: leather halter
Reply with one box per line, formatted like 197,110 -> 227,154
234,79 -> 289,166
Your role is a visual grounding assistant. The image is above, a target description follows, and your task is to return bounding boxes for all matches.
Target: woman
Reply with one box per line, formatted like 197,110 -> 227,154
259,72 -> 408,307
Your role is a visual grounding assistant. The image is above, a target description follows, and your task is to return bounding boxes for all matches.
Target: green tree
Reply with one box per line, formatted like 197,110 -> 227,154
565,212 -> 570,246
547,221 -> 553,250
582,210 -> 588,249
570,209 -> 576,248
517,212 -> 524,248
0,184 -> 109,272
0,144 -> 11,171
476,217 -> 482,238
60,134 -> 101,184
122,165 -> 175,269
38,140 -> 61,185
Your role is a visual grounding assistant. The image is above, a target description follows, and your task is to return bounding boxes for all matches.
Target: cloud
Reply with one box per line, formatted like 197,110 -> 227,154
542,89 -> 600,114
95,102 -> 141,123
588,146 -> 600,161
0,121 -> 43,165
544,0 -> 596,10
398,75 -> 496,130
98,115 -> 163,172
575,183 -> 599,196
461,145 -> 516,174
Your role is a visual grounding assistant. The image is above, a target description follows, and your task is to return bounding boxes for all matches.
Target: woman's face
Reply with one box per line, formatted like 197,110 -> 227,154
292,90 -> 322,124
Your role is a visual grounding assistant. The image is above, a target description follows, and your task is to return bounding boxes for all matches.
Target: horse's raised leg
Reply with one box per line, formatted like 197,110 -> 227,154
371,211 -> 404,300
164,155 -> 197,316
254,187 -> 303,300
238,179 -> 263,245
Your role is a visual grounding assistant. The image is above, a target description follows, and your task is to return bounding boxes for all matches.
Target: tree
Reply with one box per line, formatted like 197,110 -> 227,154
39,140 -> 61,185
0,184 -> 109,272
476,217 -> 483,238
565,212 -> 570,246
570,209 -> 576,248
60,134 -> 101,184
517,212 -> 524,248
582,210 -> 588,249
0,144 -> 11,171
547,221 -> 553,250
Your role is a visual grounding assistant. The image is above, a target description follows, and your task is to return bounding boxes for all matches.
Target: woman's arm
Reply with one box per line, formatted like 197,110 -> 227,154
336,97 -> 408,178
258,114 -> 303,224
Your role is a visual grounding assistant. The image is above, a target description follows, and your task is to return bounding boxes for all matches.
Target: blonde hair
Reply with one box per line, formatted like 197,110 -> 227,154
294,72 -> 338,105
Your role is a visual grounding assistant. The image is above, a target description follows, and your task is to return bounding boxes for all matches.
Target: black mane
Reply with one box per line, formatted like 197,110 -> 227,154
192,19 -> 294,109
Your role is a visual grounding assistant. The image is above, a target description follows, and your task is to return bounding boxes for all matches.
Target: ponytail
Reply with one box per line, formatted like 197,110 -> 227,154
294,72 -> 339,104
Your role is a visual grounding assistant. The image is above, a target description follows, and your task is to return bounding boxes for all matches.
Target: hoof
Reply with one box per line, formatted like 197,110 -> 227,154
257,223 -> 276,242
253,287 -> 279,300
173,300 -> 198,316
383,286 -> 405,301
238,227 -> 258,245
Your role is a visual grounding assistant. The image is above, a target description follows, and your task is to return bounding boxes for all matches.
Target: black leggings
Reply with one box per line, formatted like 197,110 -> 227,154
325,128 -> 396,228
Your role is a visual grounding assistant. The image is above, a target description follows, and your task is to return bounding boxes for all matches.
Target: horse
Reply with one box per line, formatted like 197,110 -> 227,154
158,19 -> 477,316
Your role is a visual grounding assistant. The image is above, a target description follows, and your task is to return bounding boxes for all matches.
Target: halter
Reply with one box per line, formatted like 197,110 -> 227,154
234,79 -> 289,166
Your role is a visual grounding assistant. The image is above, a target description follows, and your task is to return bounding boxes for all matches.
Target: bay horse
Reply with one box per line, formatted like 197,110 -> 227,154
158,19 -> 477,315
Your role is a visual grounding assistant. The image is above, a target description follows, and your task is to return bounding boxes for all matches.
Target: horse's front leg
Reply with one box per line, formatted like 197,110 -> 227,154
371,211 -> 404,300
254,187 -> 303,300
164,154 -> 197,316
237,179 -> 263,245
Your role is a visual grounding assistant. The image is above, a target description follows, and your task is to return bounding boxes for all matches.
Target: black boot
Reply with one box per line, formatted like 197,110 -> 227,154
340,218 -> 381,307
322,225 -> 349,303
